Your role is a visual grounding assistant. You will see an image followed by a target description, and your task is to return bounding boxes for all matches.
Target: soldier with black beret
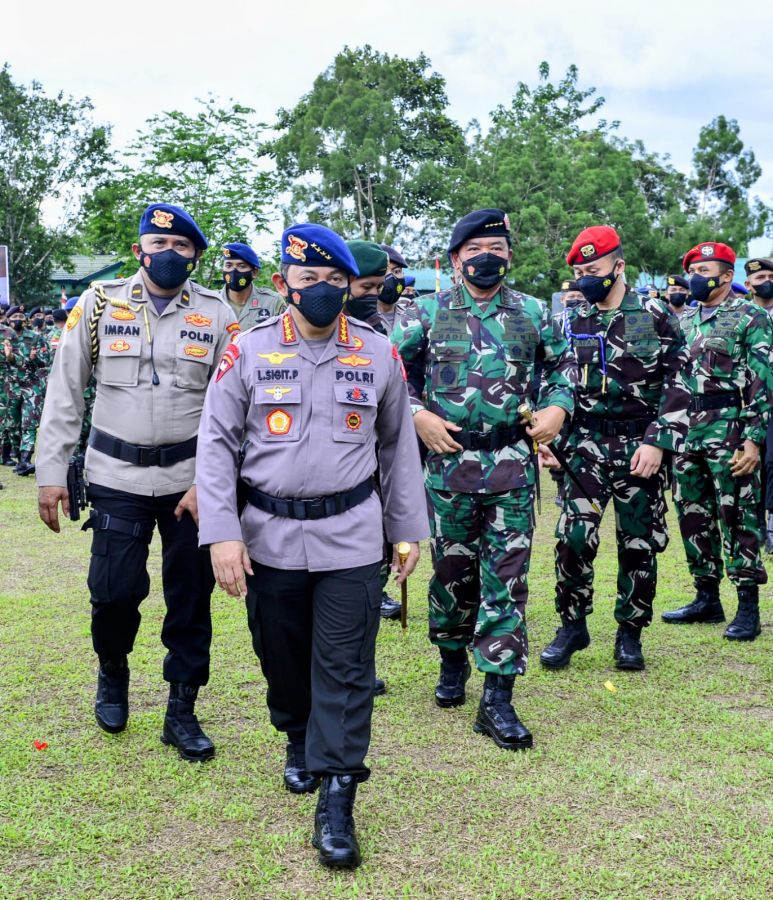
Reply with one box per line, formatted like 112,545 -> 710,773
664,274 -> 691,318
377,243 -> 409,334
220,242 -> 285,329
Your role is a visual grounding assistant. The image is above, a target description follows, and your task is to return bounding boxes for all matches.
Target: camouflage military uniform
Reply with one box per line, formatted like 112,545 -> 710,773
219,284 -> 285,331
393,283 -> 576,676
555,291 -> 691,627
674,298 -> 773,587
47,323 -> 95,455
5,327 -> 49,453
0,324 -> 17,455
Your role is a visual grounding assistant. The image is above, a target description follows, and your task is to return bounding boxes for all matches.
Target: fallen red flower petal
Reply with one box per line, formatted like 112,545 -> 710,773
33,740 -> 48,750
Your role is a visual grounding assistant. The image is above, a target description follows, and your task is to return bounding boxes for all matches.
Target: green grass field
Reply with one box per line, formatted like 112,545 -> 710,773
0,471 -> 771,899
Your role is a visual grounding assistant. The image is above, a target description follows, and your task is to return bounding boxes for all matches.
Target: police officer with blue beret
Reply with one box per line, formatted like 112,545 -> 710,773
196,222 -> 428,869
36,203 -> 237,761
220,242 -> 285,330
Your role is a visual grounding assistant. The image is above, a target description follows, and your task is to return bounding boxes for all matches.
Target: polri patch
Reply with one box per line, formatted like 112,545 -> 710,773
345,412 -> 362,431
267,408 -> 292,435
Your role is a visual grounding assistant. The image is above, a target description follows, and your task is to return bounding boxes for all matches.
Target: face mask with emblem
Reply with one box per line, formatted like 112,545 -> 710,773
224,269 -> 253,291
287,280 -> 348,328
753,281 -> 773,302
689,273 -> 723,303
576,267 -> 619,304
379,273 -> 405,306
460,253 -> 509,289
346,294 -> 379,322
140,248 -> 196,290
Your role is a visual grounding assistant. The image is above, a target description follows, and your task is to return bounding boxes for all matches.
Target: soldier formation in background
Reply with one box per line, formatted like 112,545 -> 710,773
2,197 -> 767,872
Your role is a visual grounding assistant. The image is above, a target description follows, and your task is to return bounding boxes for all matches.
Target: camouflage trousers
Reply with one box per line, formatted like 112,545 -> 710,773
555,459 -> 669,628
1,383 -> 23,452
19,386 -> 43,453
674,449 -> 766,587
426,485 -> 534,677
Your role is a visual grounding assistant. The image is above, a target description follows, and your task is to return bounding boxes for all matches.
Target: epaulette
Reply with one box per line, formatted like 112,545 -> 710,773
681,306 -> 699,320
234,317 -> 277,342
90,278 -> 126,290
191,283 -> 222,301
349,318 -> 381,336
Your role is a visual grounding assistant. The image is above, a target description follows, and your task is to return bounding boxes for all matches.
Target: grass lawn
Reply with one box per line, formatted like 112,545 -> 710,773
0,471 -> 771,899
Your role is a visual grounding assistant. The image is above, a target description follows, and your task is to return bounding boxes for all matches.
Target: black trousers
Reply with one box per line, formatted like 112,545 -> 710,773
245,561 -> 382,781
86,483 -> 214,685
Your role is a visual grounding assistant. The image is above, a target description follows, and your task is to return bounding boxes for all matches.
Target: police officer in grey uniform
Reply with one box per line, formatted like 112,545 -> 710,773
196,223 -> 428,870
220,242 -> 285,328
36,203 -> 237,762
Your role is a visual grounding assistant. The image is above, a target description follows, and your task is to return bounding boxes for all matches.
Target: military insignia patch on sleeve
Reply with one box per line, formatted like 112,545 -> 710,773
65,306 -> 83,331
215,343 -> 240,382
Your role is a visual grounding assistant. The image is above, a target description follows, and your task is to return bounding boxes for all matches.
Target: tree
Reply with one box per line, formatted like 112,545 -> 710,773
271,45 -> 466,245
81,96 -> 277,286
0,64 -> 111,303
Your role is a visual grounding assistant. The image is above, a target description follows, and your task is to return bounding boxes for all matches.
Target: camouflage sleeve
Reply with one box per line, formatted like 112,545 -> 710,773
739,308 -> 773,445
536,304 -> 576,415
391,301 -> 428,414
34,332 -> 51,369
642,305 -> 691,453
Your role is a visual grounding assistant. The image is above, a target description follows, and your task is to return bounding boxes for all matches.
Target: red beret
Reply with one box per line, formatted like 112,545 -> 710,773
682,242 -> 736,271
566,226 -> 621,266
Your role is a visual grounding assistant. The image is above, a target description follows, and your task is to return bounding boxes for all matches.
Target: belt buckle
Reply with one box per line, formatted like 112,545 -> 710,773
138,445 -> 160,467
305,496 -> 326,520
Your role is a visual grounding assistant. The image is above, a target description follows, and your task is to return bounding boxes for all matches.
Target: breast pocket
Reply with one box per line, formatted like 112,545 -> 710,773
431,344 -> 469,392
504,340 -> 534,386
98,338 -> 142,387
700,335 -> 737,379
332,383 -> 377,444
175,341 -> 214,389
255,380 -> 302,442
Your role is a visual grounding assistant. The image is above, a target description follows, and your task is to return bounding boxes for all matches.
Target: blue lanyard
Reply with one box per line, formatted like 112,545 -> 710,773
569,327 -> 608,394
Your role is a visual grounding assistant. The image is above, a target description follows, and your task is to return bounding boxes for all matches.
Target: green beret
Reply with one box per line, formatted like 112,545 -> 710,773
346,240 -> 388,278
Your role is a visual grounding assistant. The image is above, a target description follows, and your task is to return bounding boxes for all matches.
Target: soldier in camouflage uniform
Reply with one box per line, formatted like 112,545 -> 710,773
662,243 -> 773,641
0,307 -> 17,466
220,242 -> 285,328
541,226 -> 691,672
393,209 -> 577,750
3,306 -> 50,475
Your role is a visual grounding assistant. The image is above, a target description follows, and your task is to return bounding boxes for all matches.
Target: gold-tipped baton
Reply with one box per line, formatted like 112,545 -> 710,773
396,541 -> 411,631
517,403 -> 602,516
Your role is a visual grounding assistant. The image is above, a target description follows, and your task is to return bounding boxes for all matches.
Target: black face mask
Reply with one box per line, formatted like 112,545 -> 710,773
689,273 -> 723,304
287,280 -> 348,328
379,273 -> 405,306
11,320 -> 24,332
754,281 -> 773,302
346,294 -> 379,322
140,249 -> 196,290
31,316 -> 44,328
577,268 -> 618,304
565,296 -> 582,309
45,318 -> 54,327
669,292 -> 688,308
461,253 -> 509,289
224,269 -> 253,292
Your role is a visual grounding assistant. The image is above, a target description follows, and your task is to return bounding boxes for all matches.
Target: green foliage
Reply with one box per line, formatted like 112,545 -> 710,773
271,45 -> 466,244
81,96 -> 277,286
0,63 -> 111,303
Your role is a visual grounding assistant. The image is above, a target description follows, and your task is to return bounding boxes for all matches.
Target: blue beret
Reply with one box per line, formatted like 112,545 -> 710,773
448,208 -> 511,257
281,224 -> 359,277
731,282 -> 748,295
64,296 -> 80,311
139,203 -> 208,252
379,243 -> 408,268
404,275 -> 416,287
223,242 -> 260,269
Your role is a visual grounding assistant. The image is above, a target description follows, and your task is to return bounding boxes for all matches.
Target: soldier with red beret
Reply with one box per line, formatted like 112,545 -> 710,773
662,243 -> 773,640
541,225 -> 691,672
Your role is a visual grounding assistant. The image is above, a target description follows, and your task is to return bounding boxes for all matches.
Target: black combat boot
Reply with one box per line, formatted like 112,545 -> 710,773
1,443 -> 14,466
161,683 -> 215,762
539,617 -> 590,669
373,676 -> 386,696
312,775 -> 361,869
661,579 -> 725,624
95,657 -> 130,733
380,592 -> 401,620
14,450 -> 35,476
473,673 -> 533,750
434,648 -> 471,708
724,585 -> 762,641
614,622 -> 645,670
284,734 -> 320,794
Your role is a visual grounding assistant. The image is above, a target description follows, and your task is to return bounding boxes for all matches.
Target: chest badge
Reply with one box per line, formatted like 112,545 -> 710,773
266,408 -> 293,436
266,385 -> 293,400
258,351 -> 298,365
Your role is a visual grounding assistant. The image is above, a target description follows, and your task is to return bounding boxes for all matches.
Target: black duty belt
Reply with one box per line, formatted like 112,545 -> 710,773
244,476 -> 375,521
689,390 -> 742,413
455,423 -> 530,452
89,427 -> 197,467
575,412 -> 653,438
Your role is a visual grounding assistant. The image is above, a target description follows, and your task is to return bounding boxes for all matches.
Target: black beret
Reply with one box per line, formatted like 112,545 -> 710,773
52,308 -> 68,323
666,274 -> 689,290
378,243 -> 408,268
448,208 -> 511,257
745,258 -> 773,276
6,306 -> 23,317
29,307 -> 42,315
561,279 -> 580,292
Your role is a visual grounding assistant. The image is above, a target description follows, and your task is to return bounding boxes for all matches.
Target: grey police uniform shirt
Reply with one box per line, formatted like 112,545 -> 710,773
196,310 -> 430,571
36,271 -> 237,496
219,285 -> 286,331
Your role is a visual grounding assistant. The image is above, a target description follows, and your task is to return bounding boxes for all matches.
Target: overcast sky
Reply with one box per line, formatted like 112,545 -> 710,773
4,0 -> 773,257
